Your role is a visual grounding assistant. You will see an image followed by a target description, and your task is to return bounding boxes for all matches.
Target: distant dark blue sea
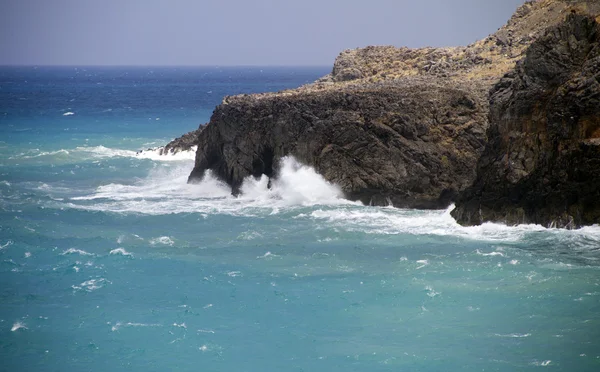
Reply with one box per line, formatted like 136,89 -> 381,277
1,66 -> 599,372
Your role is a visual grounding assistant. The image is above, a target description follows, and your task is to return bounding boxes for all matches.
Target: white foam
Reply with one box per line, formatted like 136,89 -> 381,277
150,236 -> 174,246
133,146 -> 197,161
1,240 -> 13,250
66,156 -> 354,216
197,329 -> 215,334
63,112 -> 75,116
495,333 -> 531,338
16,149 -> 70,159
476,250 -> 506,257
11,321 -> 27,332
109,248 -> 133,257
425,285 -> 441,298
55,155 -> 600,247
530,360 -> 552,366
72,278 -> 110,292
61,248 -> 94,256
306,205 -> 600,246
111,322 -> 161,332
11,145 -> 196,162
238,157 -> 350,207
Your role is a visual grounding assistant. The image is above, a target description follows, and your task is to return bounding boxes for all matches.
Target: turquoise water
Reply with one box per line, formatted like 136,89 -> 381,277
1,67 -> 600,371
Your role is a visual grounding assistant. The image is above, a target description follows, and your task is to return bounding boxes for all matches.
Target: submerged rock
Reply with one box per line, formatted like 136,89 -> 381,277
452,14 -> 600,228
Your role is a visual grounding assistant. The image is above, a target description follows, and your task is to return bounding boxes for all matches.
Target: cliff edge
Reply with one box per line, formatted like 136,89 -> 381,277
452,14 -> 600,228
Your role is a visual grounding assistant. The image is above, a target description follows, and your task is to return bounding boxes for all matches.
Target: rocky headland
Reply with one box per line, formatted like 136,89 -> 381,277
452,13 -> 600,228
174,0 -> 600,226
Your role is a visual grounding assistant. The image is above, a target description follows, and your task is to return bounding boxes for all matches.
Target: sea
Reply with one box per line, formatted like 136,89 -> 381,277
1,66 -> 599,372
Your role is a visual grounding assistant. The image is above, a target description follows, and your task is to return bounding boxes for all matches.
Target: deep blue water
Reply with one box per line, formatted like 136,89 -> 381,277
1,66 -> 600,372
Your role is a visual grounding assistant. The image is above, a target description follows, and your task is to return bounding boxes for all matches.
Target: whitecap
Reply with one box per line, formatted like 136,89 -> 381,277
257,251 -> 279,259
72,278 -> 110,292
11,321 -> 27,332
61,248 -> 94,256
1,240 -> 13,250
111,322 -> 161,332
530,360 -> 551,366
62,112 -> 75,116
476,249 -> 506,257
494,333 -> 531,338
109,248 -> 133,257
149,236 -> 174,246
197,329 -> 215,334
425,285 -> 440,298
416,259 -> 429,270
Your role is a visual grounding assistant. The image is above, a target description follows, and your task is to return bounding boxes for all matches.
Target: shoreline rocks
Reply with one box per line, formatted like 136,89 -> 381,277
451,14 -> 600,228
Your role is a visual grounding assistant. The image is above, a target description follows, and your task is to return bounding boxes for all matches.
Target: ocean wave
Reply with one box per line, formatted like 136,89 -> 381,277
10,149 -> 70,159
65,156 -> 355,215
11,321 -> 27,332
109,248 -> 133,257
72,278 -> 111,292
8,145 -> 196,162
111,322 -> 161,332
149,236 -> 174,246
61,248 -> 95,256
57,156 -> 600,247
1,240 -> 13,250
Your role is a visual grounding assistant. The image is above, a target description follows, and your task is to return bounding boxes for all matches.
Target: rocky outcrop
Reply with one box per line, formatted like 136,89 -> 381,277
190,77 -> 487,208
161,126 -> 204,155
452,14 -> 600,228
185,0 -> 600,212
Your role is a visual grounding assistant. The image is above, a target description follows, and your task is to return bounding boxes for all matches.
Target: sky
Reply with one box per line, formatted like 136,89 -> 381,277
0,0 -> 527,66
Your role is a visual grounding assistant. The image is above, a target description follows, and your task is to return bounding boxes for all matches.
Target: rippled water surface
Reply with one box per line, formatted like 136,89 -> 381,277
1,67 -> 599,371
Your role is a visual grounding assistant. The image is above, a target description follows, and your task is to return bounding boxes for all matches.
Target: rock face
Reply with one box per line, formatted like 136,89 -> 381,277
190,77 -> 487,208
161,126 -> 204,155
452,14 -> 600,228
186,0 -> 600,212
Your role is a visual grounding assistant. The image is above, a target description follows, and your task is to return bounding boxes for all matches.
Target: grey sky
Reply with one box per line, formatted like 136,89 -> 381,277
1,0 -> 526,66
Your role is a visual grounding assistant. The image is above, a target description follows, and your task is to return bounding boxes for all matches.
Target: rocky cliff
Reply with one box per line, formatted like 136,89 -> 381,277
186,0 -> 600,212
162,126 -> 204,155
190,77 -> 487,208
451,13 -> 600,228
